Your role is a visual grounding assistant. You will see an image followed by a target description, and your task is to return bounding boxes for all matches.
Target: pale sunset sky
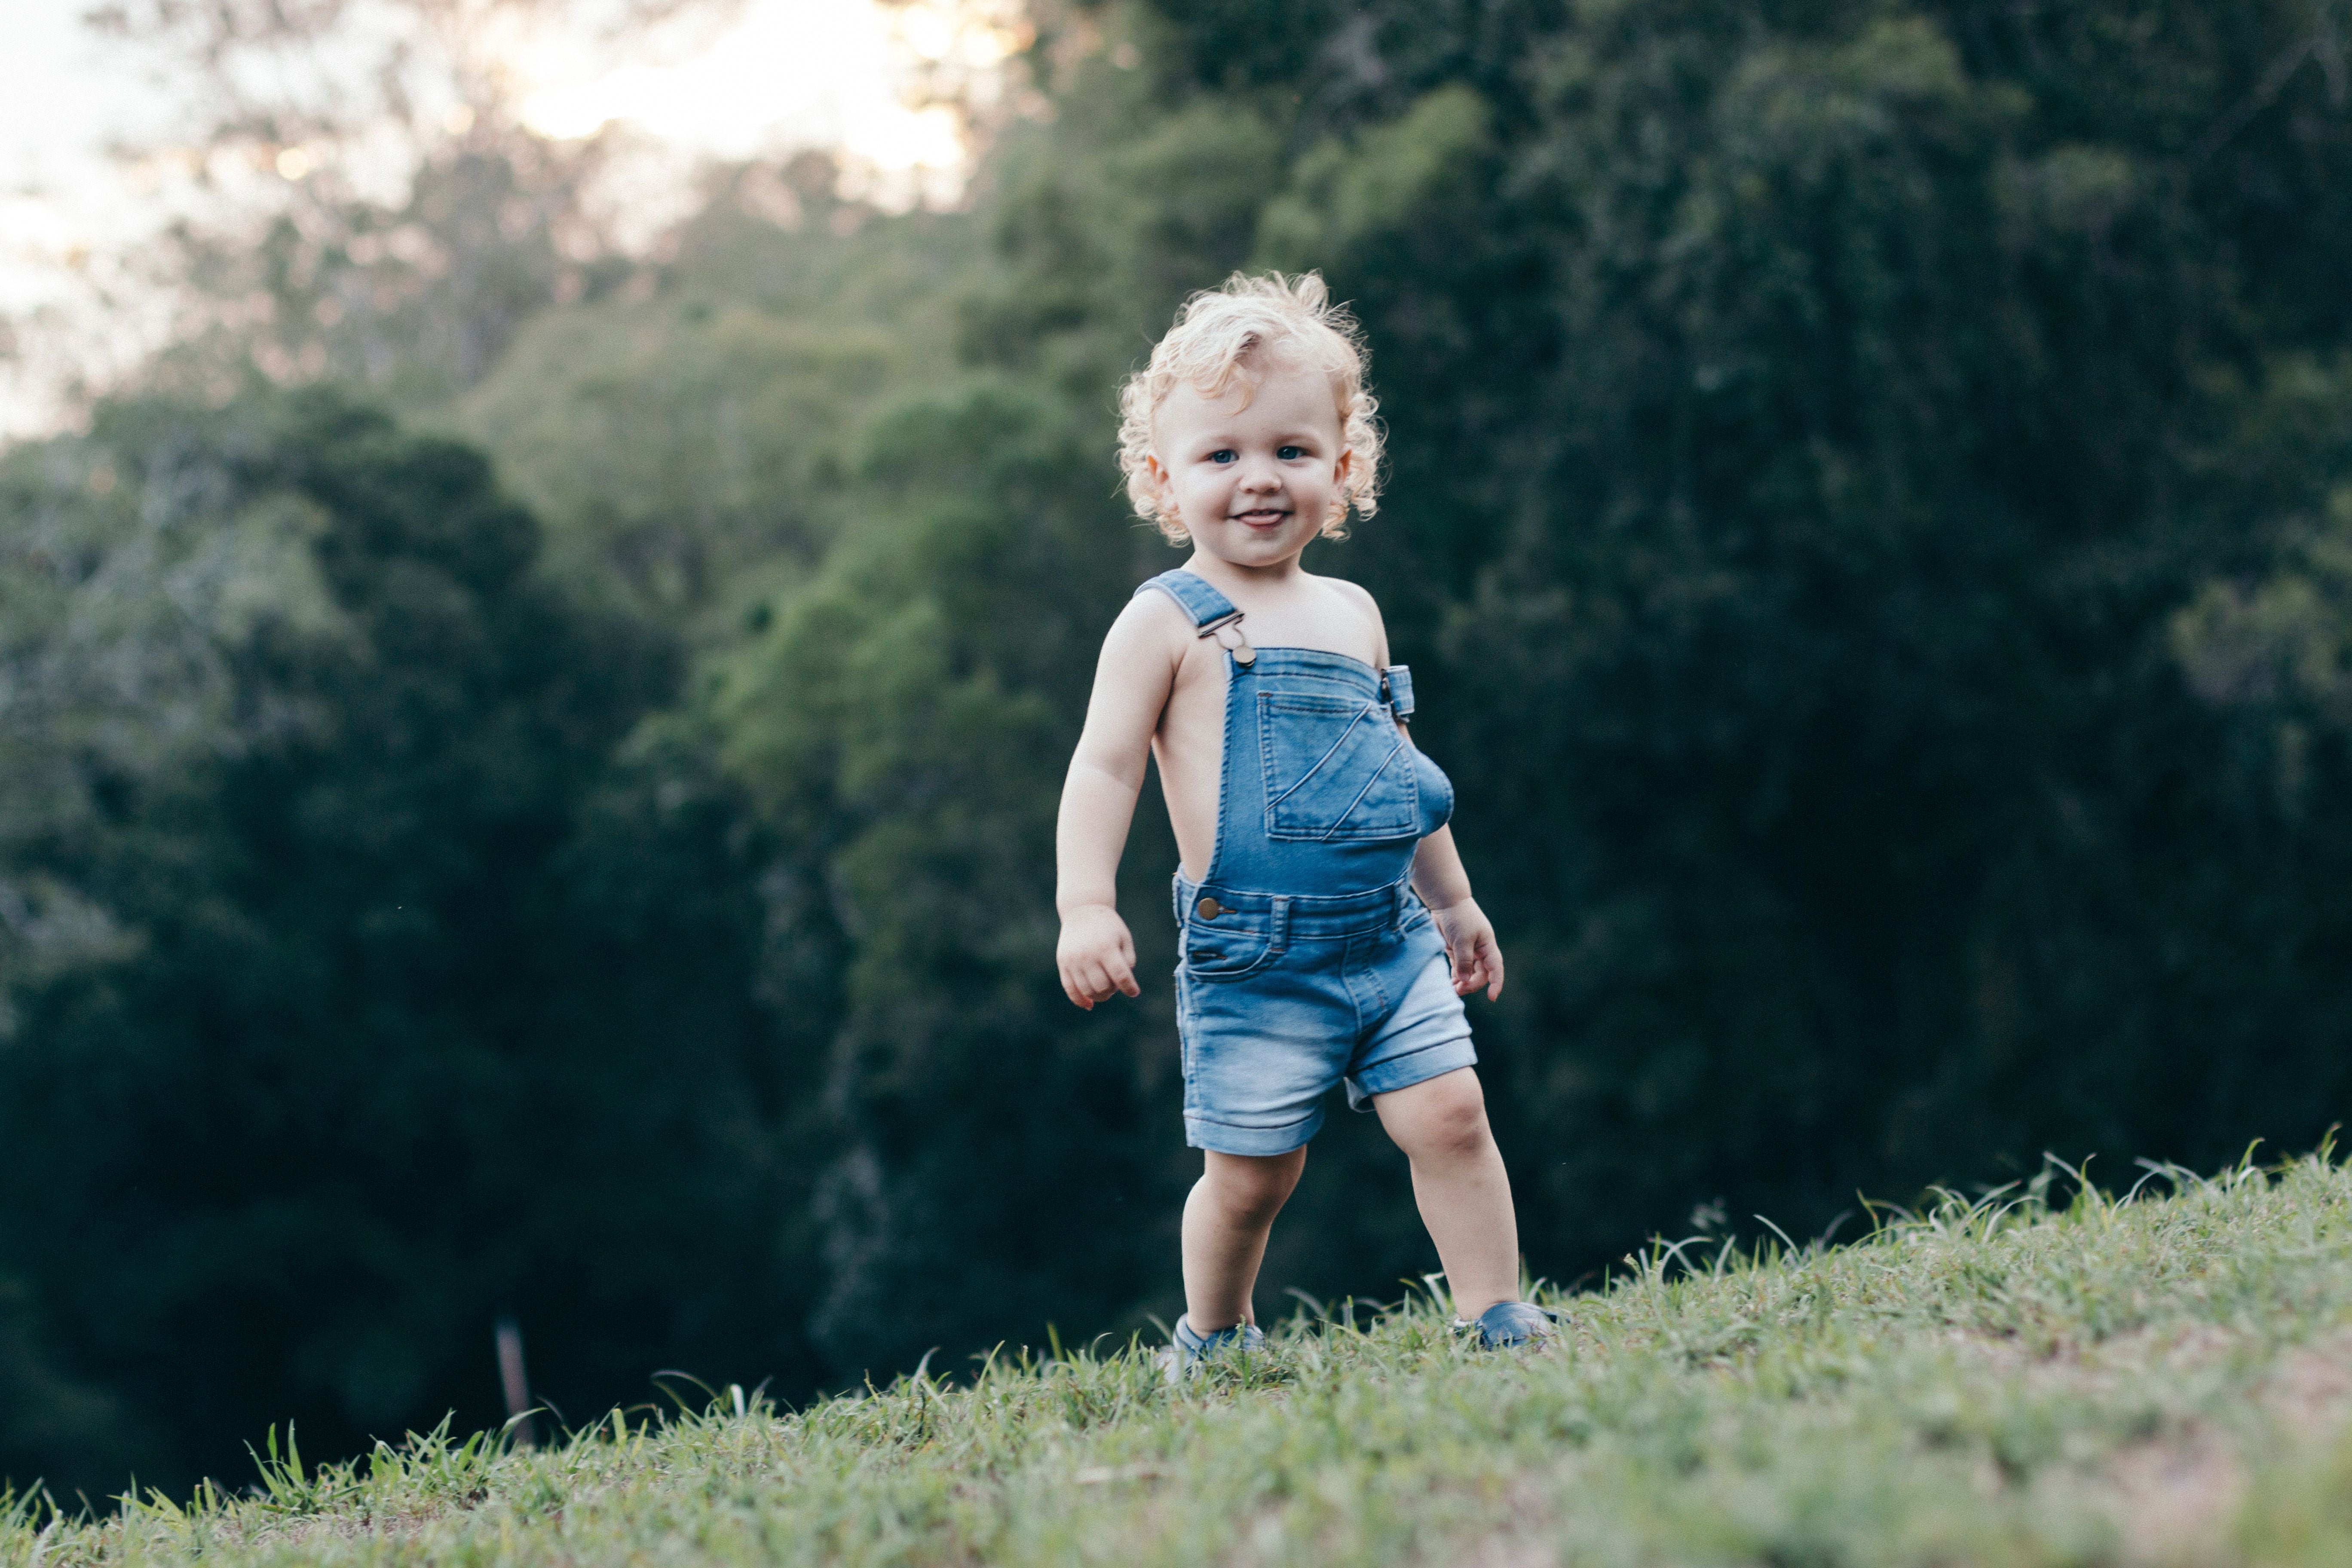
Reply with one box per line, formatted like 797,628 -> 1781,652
0,0 -> 1004,436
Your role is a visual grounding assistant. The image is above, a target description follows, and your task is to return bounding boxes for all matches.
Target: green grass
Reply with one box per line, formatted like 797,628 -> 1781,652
14,1151 -> 2352,1566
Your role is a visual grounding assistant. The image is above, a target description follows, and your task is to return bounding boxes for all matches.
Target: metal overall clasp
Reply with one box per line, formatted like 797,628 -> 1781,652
1197,609 -> 1256,666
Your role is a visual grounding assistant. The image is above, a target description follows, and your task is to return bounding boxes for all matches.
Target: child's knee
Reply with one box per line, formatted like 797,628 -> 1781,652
1387,1069 -> 1492,1161
1202,1149 -> 1304,1223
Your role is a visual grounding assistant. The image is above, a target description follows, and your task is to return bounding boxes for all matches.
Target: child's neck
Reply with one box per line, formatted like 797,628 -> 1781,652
1184,548 -> 1310,595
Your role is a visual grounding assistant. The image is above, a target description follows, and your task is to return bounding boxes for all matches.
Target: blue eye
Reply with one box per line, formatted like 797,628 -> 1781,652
1277,445 -> 1305,460
1210,449 -> 1236,463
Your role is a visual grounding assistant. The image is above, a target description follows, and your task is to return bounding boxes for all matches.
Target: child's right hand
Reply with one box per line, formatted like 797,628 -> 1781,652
1057,904 -> 1142,1010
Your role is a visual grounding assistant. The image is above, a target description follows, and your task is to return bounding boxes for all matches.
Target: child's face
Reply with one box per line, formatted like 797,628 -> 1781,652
1148,349 -> 1351,570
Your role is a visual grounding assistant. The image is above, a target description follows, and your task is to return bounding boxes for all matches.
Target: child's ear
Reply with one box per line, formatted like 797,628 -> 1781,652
1145,453 -> 1177,517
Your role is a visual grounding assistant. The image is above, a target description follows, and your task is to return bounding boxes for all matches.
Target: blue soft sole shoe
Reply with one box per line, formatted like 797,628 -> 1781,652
1157,1313 -> 1266,1381
1459,1299 -> 1560,1349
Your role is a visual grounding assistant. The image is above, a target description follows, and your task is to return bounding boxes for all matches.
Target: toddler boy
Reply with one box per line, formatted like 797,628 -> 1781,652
1055,272 -> 1549,1368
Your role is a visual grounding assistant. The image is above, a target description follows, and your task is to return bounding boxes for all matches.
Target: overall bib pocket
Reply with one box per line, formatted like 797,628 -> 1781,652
1258,693 -> 1420,842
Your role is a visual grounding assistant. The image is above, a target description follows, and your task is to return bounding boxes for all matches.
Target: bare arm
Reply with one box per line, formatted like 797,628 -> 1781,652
1055,597 -> 1185,1008
1409,826 -> 1503,1000
1409,823 -> 1476,909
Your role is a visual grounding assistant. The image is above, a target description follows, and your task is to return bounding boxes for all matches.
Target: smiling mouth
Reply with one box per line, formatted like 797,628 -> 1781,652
1232,507 -> 1291,526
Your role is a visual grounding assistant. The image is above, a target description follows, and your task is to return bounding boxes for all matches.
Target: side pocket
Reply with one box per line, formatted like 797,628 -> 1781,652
1181,923 -> 1277,982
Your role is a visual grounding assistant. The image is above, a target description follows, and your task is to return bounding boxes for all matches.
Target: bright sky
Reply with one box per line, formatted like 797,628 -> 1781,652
0,0 -> 1005,438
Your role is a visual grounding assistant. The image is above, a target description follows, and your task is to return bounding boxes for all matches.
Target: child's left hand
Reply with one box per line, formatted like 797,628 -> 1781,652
1430,898 -> 1505,1001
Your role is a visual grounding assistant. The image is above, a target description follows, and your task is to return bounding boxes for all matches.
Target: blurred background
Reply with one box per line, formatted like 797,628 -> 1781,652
4,0 -> 2351,1501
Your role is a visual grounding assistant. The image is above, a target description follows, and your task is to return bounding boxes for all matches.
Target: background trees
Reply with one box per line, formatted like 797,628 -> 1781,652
5,0 -> 2352,1498
0,395 -> 814,1490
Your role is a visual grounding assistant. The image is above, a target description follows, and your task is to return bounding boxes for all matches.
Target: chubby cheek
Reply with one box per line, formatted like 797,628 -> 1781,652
1291,472 -> 1338,527
1175,472 -> 1231,520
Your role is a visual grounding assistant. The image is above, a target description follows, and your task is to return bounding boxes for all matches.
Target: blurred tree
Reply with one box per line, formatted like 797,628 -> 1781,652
1220,0 -> 2352,1250
0,392 -> 818,1494
712,377 -> 1191,1374
0,1277 -> 138,1504
77,0 -> 726,410
457,155 -> 971,637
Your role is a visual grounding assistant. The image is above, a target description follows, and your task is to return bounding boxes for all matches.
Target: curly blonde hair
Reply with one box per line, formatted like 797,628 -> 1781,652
1116,271 -> 1383,545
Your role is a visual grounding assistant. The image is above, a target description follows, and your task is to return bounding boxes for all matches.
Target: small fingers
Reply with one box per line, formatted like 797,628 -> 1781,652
1482,938 -> 1507,1001
1063,949 -> 1139,1008
1106,952 -> 1141,999
1448,940 -> 1477,995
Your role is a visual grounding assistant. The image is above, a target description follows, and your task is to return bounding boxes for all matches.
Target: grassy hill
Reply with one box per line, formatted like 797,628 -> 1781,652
10,1151 -> 2352,1567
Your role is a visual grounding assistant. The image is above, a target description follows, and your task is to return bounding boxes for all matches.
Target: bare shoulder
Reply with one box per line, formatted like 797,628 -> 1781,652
1073,590 -> 1194,755
1100,586 -> 1195,671
1313,573 -> 1390,662
1318,574 -> 1384,621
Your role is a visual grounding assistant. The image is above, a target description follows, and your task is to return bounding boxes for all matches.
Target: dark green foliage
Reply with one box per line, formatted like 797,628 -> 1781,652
1379,0 -> 2352,1250
0,1277 -> 138,1498
714,380 -> 1193,1374
0,394 -> 818,1494
1144,0 -> 1567,129
462,167 -> 974,635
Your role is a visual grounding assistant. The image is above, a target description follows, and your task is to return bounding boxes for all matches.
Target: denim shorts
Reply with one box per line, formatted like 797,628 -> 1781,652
1173,876 -> 1477,1155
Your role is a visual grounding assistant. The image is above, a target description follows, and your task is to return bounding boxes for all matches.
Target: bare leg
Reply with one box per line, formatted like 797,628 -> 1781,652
1373,1067 -> 1520,1320
1180,1148 -> 1307,1330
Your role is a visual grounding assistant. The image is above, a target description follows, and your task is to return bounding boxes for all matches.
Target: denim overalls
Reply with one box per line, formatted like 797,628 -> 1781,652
1138,568 -> 1477,1155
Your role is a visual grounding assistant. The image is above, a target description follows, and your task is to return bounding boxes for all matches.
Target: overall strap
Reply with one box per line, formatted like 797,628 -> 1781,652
1135,570 -> 1256,665
1134,569 -> 1237,628
1381,664 -> 1416,723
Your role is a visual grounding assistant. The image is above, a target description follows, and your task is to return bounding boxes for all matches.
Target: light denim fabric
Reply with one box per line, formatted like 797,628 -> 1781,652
1138,569 -> 1476,1156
